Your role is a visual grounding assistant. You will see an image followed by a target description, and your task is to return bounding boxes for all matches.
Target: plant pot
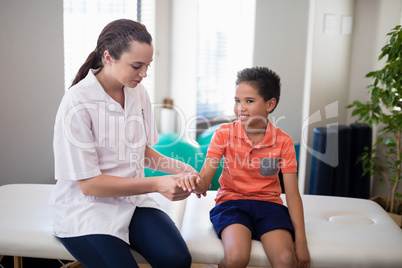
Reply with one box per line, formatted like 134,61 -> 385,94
370,195 -> 402,228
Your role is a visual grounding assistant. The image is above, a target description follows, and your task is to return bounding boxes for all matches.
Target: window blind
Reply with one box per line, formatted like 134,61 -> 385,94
196,0 -> 255,119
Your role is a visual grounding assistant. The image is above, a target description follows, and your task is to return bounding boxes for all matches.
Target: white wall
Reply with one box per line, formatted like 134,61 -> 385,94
253,0 -> 309,144
347,0 -> 402,125
170,0 -> 198,140
0,0 -> 64,186
299,0 -> 356,193
153,0 -> 173,128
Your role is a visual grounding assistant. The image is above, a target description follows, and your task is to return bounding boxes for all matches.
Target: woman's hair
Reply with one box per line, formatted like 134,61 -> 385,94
70,19 -> 152,88
235,66 -> 281,112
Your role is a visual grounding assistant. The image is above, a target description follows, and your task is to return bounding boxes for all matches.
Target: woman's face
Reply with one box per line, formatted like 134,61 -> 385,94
107,41 -> 154,89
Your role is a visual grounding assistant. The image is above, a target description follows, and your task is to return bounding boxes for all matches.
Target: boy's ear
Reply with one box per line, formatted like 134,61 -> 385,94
266,98 -> 277,113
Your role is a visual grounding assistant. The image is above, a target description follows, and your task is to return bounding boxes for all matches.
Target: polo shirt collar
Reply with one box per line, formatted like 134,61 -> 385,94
233,120 -> 277,148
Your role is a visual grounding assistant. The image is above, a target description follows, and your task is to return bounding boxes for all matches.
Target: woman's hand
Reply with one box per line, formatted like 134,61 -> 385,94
157,173 -> 199,201
176,172 -> 208,198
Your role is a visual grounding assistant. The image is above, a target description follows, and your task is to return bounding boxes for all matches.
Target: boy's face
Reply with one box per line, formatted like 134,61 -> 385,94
234,82 -> 276,129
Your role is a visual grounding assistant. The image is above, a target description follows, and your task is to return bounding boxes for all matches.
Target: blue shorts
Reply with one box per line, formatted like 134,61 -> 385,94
210,199 -> 295,241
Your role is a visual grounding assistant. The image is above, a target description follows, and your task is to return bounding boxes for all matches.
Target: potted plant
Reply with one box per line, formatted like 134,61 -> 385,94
348,25 -> 402,226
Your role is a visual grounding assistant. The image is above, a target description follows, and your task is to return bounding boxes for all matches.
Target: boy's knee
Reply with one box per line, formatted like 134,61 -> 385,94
224,251 -> 250,268
272,249 -> 296,267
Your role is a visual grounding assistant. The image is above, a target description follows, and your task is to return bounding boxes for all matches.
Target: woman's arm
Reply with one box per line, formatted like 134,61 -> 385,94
78,146 -> 201,200
78,173 -> 193,201
144,146 -> 198,174
282,172 -> 310,268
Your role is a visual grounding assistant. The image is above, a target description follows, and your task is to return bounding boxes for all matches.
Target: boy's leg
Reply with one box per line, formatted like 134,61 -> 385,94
219,223 -> 252,268
128,207 -> 191,268
260,229 -> 296,268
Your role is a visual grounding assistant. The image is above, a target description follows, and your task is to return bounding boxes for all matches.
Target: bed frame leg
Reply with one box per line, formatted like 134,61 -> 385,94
13,256 -> 22,268
63,260 -> 83,268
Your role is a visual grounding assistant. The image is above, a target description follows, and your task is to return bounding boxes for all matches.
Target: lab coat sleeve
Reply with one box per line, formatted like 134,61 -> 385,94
53,93 -> 101,181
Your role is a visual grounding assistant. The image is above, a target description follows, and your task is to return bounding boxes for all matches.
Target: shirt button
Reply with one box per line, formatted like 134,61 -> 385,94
250,151 -> 253,154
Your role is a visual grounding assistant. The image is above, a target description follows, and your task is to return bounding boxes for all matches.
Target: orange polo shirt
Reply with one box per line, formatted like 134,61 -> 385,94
206,121 -> 297,206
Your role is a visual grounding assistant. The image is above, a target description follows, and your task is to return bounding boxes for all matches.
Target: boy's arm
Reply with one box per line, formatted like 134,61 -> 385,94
177,157 -> 220,196
198,157 -> 220,193
282,172 -> 310,268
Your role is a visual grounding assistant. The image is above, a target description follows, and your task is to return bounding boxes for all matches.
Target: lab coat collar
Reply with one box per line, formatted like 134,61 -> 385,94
83,69 -> 137,113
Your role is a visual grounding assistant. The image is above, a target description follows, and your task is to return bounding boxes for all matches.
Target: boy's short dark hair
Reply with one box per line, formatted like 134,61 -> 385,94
235,66 -> 281,112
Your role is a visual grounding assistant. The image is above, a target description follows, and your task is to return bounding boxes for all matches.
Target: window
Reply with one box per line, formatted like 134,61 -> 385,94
63,0 -> 155,101
196,0 -> 255,119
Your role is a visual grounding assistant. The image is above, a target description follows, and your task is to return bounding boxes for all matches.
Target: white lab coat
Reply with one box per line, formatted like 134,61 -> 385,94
49,69 -> 160,244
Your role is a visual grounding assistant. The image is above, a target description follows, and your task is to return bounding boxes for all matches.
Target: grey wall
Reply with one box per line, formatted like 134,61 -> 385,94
0,0 -> 64,186
253,0 -> 309,144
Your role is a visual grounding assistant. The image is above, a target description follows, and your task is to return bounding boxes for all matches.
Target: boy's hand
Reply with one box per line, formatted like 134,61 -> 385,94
176,172 -> 201,193
194,182 -> 212,198
295,240 -> 310,268
195,192 -> 208,198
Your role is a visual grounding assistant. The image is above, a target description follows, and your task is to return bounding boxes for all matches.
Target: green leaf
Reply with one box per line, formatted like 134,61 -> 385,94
375,137 -> 384,146
385,137 -> 396,146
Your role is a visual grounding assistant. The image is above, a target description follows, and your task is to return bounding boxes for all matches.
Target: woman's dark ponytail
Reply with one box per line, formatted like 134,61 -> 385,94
70,50 -> 102,88
69,19 -> 152,89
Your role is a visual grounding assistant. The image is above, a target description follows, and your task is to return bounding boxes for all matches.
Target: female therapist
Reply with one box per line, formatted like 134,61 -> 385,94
49,19 -> 196,268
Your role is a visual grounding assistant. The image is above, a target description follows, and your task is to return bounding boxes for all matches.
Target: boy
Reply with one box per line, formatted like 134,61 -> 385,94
179,67 -> 310,268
